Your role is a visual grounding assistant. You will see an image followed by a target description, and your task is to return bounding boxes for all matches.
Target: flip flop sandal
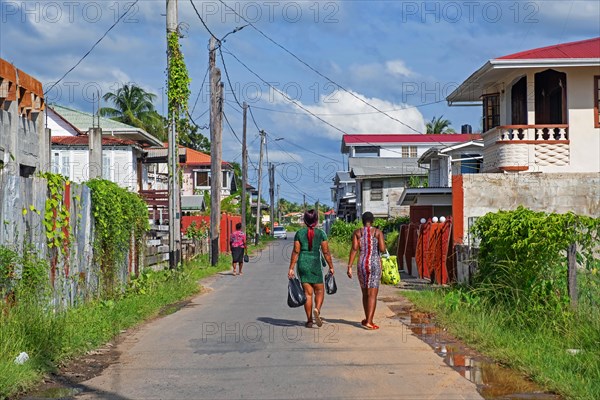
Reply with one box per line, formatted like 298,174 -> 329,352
362,322 -> 379,330
314,309 -> 323,327
305,321 -> 313,328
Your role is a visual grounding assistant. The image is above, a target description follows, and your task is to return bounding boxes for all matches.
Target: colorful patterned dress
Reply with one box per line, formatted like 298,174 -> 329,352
357,226 -> 382,289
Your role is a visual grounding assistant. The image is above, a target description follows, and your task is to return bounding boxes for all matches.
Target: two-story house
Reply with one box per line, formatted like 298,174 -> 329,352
447,37 -> 600,243
340,134 -> 480,219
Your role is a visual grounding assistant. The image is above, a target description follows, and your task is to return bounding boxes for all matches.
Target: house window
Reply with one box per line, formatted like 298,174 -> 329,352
195,171 -> 210,187
595,76 -> 600,128
482,93 -> 500,132
222,171 -> 228,189
102,153 -> 111,180
51,152 -> 60,174
511,77 -> 528,125
60,153 -> 70,177
400,146 -> 417,158
370,180 -> 383,201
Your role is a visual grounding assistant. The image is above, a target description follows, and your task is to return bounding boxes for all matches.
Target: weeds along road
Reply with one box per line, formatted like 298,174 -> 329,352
76,235 -> 482,400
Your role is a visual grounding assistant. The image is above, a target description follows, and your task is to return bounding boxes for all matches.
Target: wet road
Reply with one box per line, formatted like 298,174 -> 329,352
76,236 -> 483,399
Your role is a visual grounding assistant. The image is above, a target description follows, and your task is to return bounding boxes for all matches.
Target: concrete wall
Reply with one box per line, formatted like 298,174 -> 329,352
453,173 -> 600,244
360,177 -> 407,218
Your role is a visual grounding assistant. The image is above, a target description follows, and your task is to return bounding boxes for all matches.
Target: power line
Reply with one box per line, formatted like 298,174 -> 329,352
276,168 -> 318,202
284,140 -> 342,163
249,99 -> 445,116
222,110 -> 242,145
221,48 -> 345,135
216,0 -> 421,134
191,63 -> 210,117
189,0 -> 219,41
218,47 -> 244,108
44,0 -> 139,95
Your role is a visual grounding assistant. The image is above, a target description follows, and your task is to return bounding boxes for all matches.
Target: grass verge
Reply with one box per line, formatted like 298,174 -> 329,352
403,288 -> 600,400
0,253 -> 231,399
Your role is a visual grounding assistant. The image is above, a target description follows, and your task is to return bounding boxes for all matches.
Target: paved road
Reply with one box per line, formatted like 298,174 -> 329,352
77,236 -> 483,399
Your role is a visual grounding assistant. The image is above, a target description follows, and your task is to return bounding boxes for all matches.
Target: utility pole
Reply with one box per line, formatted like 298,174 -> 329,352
277,183 -> 280,226
166,0 -> 181,269
269,163 -> 275,235
255,130 -> 266,244
315,199 -> 320,224
241,102 -> 248,233
303,194 -> 306,212
209,36 -> 223,266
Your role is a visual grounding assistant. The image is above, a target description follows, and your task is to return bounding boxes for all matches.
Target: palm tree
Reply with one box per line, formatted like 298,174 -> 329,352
100,84 -> 166,140
426,116 -> 455,134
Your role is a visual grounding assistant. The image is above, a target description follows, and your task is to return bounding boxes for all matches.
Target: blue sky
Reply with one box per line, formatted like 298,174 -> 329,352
1,0 -> 599,206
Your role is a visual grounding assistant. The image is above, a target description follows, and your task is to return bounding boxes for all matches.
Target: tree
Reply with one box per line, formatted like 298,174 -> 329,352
100,84 -> 166,140
426,115 -> 455,134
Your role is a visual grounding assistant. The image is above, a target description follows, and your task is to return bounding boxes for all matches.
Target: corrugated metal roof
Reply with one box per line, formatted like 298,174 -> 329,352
497,37 -> 600,60
343,134 -> 481,145
52,136 -> 138,146
349,157 -> 426,178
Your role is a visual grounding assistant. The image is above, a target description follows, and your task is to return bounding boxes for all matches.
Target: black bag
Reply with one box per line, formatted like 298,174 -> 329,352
243,253 -> 249,263
325,272 -> 337,295
287,277 -> 307,308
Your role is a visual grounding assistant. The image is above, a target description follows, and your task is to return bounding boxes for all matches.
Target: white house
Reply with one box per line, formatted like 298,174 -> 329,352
47,105 -> 161,191
447,36 -> 600,174
447,37 -> 600,244
340,134 -> 481,219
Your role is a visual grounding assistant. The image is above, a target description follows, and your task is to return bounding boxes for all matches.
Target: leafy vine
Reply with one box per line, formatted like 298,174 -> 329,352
86,178 -> 149,296
39,172 -> 71,256
167,31 -> 191,117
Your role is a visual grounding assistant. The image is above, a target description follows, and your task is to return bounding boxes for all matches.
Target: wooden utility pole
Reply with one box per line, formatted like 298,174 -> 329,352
241,102 -> 248,233
255,130 -> 266,244
269,163 -> 275,235
209,37 -> 223,266
303,194 -> 306,211
166,0 -> 181,269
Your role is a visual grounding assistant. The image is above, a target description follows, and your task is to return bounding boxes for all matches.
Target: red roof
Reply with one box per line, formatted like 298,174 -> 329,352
184,147 -> 231,168
343,134 -> 481,145
496,37 -> 600,60
52,136 -> 137,146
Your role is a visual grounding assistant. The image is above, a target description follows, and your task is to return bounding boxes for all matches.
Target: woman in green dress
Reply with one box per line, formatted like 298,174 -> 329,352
288,209 -> 335,328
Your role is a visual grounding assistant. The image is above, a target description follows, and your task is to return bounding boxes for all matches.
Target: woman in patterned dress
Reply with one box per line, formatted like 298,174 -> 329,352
347,212 -> 386,330
288,210 -> 335,328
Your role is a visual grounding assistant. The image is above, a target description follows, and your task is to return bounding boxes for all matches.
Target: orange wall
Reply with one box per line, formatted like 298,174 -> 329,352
452,175 -> 464,244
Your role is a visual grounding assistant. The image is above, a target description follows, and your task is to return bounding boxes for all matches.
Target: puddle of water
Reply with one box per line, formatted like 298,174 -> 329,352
26,387 -> 83,399
392,306 -> 561,400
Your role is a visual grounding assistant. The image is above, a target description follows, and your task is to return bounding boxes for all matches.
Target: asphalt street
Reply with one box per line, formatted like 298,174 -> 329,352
76,234 -> 483,400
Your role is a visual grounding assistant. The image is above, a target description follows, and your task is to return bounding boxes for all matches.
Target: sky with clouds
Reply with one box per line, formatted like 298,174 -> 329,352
1,0 -> 599,206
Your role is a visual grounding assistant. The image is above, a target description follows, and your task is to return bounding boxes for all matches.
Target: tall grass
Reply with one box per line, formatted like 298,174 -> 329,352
0,253 -> 231,399
405,284 -> 600,400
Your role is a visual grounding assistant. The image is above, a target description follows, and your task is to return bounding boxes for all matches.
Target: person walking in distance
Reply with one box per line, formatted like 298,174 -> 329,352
347,212 -> 385,330
288,209 -> 335,328
230,223 -> 247,276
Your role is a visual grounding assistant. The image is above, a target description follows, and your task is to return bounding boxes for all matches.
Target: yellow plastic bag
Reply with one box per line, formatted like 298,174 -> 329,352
381,255 -> 400,285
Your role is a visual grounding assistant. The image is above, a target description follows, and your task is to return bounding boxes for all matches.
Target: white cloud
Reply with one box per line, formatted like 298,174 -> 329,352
269,89 -> 426,139
385,60 -> 414,77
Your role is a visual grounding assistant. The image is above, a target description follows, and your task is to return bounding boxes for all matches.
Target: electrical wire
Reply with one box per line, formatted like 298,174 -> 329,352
219,47 -> 244,108
44,0 -> 139,95
216,0 -> 421,134
222,110 -> 242,145
248,99 -> 445,116
221,48 -> 345,135
189,0 -> 219,41
191,64 -> 210,117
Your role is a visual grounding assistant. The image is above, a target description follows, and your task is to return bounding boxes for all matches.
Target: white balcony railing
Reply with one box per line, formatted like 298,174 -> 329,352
482,124 -> 570,172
